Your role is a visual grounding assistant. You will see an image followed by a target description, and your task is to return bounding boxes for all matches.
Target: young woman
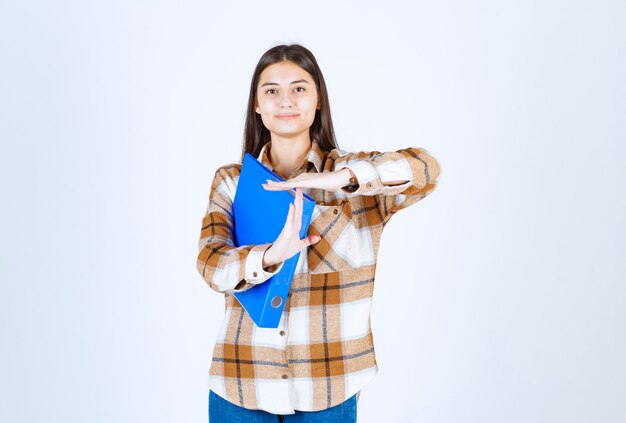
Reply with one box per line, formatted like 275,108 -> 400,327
197,43 -> 440,422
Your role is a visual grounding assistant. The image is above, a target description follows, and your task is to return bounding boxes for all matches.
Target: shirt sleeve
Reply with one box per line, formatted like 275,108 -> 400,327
332,147 -> 441,225
196,166 -> 285,294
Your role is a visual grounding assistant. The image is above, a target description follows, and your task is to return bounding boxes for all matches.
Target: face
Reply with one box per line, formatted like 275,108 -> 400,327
255,61 -> 320,140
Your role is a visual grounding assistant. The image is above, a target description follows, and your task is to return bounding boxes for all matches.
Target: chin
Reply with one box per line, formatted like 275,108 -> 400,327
270,127 -> 308,137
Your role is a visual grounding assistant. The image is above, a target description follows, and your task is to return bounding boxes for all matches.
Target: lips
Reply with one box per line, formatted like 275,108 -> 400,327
276,113 -> 299,119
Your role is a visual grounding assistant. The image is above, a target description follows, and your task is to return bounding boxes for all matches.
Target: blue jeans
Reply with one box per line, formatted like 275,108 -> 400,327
209,390 -> 357,422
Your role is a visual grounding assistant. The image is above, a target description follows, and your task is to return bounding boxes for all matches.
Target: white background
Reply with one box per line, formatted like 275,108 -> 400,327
1,1 -> 625,422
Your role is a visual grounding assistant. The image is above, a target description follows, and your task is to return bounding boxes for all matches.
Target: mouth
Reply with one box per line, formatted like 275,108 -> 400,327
275,113 -> 299,120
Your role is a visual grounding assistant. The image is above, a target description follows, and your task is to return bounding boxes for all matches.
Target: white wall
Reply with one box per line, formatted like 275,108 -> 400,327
1,1 -> 624,422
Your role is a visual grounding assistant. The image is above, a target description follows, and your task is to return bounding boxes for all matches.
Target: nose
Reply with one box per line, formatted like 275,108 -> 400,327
279,91 -> 294,108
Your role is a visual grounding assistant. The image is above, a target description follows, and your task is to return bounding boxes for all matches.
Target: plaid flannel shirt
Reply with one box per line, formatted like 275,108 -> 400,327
196,140 -> 440,414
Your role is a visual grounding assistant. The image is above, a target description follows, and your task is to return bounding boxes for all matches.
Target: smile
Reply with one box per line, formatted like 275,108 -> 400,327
276,113 -> 299,120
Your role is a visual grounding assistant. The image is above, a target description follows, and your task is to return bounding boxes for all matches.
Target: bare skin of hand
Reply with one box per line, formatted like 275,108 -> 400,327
262,168 -> 352,192
261,169 -> 354,268
262,187 -> 322,268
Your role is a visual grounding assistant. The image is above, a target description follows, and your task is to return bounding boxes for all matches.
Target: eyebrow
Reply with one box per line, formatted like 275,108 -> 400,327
260,79 -> 310,87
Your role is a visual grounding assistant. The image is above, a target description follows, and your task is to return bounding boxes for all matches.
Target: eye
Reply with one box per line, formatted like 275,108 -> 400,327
294,87 -> 306,92
265,88 -> 277,94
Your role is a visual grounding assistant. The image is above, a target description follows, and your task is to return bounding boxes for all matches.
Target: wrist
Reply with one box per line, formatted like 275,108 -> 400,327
342,167 -> 359,192
341,167 -> 351,184
262,246 -> 276,268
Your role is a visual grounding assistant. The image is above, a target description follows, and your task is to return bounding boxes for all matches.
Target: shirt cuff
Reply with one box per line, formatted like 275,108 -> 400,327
337,158 -> 413,195
337,161 -> 377,194
243,243 -> 285,285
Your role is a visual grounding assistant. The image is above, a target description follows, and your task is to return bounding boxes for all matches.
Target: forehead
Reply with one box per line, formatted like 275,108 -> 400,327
258,61 -> 314,85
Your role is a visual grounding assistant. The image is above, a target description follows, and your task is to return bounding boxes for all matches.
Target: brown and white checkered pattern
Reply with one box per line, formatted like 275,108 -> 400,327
196,140 -> 440,414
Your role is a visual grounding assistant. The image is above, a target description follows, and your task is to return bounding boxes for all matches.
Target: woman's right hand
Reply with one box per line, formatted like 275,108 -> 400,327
262,188 -> 321,268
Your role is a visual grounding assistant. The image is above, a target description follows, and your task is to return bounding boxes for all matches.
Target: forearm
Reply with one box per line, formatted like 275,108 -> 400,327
334,147 -> 438,196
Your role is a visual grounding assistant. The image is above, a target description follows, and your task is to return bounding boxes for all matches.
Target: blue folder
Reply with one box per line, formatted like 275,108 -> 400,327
232,152 -> 316,328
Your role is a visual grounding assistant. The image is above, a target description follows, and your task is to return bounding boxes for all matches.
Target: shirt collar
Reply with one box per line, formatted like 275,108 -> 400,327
257,140 -> 324,174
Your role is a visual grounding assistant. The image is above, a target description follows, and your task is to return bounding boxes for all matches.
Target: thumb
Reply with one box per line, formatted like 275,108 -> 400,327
305,235 -> 321,245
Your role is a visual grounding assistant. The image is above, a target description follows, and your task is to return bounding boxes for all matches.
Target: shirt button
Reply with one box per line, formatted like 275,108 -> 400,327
282,374 -> 288,379
366,182 -> 373,189
333,209 -> 338,214
253,271 -> 258,277
280,330 -> 285,336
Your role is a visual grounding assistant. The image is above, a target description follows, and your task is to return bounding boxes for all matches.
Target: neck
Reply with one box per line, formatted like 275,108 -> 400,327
268,133 -> 312,179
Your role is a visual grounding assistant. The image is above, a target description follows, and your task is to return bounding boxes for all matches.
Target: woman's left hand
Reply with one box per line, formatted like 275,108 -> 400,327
262,169 -> 351,192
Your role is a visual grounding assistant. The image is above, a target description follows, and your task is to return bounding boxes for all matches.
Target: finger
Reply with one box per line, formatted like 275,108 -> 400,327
277,204 -> 293,240
294,188 -> 303,233
302,235 -> 321,249
288,202 -> 296,230
266,180 -> 293,190
294,188 -> 301,214
263,182 -> 283,191
284,203 -> 294,230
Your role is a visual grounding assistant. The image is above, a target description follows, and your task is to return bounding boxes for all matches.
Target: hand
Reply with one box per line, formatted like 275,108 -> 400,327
262,168 -> 352,192
262,188 -> 321,267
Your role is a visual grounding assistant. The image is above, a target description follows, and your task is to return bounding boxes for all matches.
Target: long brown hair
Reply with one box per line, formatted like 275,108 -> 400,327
239,43 -> 338,164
